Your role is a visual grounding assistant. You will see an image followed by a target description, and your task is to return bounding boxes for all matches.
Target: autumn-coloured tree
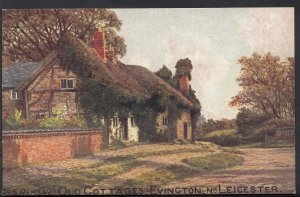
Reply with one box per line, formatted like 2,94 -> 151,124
230,53 -> 295,119
2,9 -> 126,61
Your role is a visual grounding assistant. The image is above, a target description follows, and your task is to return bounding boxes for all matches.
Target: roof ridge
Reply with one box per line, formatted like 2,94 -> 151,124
15,51 -> 58,91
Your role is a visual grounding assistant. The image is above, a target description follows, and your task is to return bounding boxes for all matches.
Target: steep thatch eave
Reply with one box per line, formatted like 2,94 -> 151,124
58,33 -> 200,110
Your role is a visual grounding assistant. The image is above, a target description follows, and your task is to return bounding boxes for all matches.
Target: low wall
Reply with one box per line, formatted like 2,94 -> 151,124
3,129 -> 102,169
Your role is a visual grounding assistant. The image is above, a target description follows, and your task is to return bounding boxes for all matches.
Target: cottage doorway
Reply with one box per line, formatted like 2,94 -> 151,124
123,119 -> 129,140
184,122 -> 188,139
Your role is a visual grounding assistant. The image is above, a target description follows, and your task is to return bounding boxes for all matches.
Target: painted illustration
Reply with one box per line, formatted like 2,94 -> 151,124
2,8 -> 295,195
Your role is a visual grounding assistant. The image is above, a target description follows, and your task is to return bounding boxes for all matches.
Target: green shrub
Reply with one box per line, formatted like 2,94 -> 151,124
38,116 -> 63,129
4,114 -> 87,130
3,109 -> 25,130
236,108 -> 271,135
61,118 -> 87,129
243,118 -> 295,143
19,119 -> 40,129
38,116 -> 87,129
110,139 -> 126,149
199,129 -> 241,146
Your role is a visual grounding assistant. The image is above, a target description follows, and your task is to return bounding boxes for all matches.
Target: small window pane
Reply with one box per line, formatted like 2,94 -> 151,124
11,91 -> 19,100
61,79 -> 67,88
131,117 -> 134,127
67,80 -> 74,89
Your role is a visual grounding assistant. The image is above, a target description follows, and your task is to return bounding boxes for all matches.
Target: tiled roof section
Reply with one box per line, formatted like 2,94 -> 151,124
2,62 -> 40,88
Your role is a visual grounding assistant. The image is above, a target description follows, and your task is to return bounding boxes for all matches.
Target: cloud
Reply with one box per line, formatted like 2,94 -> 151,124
239,8 -> 294,58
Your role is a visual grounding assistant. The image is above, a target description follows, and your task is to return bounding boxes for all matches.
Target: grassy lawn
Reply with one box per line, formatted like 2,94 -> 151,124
204,129 -> 237,138
182,152 -> 244,170
120,164 -> 197,188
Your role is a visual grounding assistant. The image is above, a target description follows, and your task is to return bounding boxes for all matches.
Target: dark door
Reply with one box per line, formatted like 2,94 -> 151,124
123,119 -> 129,140
184,122 -> 188,139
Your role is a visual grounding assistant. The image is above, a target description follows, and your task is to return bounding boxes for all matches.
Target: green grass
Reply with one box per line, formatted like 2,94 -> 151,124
120,164 -> 197,188
222,147 -> 245,154
204,129 -> 237,138
199,129 -> 241,147
182,152 -> 244,170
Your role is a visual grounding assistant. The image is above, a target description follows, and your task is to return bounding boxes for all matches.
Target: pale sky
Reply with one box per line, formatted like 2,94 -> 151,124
114,8 -> 294,120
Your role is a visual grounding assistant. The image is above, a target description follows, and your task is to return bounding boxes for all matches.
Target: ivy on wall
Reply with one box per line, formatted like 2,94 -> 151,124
58,33 -> 201,143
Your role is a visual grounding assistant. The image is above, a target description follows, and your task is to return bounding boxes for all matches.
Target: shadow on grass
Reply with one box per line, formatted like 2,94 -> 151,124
119,151 -> 244,189
103,147 -> 214,163
118,163 -> 204,189
3,159 -> 145,195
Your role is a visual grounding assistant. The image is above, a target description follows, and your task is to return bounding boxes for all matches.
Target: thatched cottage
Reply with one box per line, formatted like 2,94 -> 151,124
2,28 -> 200,143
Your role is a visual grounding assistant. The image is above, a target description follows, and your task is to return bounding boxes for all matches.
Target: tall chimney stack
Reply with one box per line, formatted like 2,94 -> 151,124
179,75 -> 190,95
93,26 -> 106,62
175,58 -> 193,96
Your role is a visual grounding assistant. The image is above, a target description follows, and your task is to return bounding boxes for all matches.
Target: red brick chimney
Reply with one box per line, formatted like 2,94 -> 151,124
179,75 -> 190,95
93,28 -> 106,62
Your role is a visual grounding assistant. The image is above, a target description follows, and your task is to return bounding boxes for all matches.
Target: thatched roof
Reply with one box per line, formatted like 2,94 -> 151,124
2,33 -> 199,109
58,34 -> 199,109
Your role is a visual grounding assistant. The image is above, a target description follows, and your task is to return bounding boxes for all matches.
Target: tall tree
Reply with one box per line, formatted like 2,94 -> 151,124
229,53 -> 295,118
2,9 -> 126,61
174,58 -> 193,80
155,65 -> 174,86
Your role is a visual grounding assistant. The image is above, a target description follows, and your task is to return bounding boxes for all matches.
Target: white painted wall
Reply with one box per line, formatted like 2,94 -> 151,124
127,115 -> 139,142
108,114 -> 139,143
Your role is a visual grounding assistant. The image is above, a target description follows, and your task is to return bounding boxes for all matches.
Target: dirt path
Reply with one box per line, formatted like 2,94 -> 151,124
164,148 -> 295,194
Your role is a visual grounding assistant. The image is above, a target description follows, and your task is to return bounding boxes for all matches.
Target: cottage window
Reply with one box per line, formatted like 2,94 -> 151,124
130,117 -> 135,127
35,113 -> 45,119
61,79 -> 75,89
113,117 -> 118,127
67,80 -> 74,89
163,117 -> 168,126
11,90 -> 19,100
